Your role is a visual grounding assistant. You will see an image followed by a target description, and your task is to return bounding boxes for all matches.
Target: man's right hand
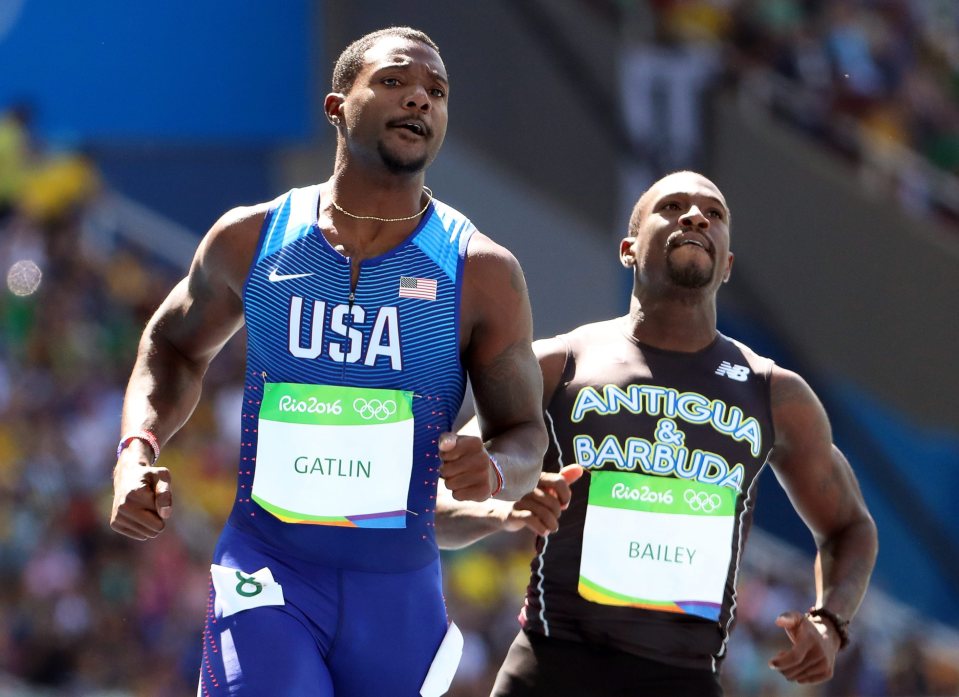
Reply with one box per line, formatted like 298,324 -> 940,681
502,464 -> 583,536
110,449 -> 173,541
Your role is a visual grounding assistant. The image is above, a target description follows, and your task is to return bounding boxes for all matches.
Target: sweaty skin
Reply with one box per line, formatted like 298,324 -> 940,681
111,30 -> 552,697
435,171 -> 877,688
111,36 -> 546,536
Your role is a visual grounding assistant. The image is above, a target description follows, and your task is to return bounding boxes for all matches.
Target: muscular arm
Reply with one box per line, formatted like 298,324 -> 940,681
439,232 -> 547,501
766,366 -> 878,682
110,206 -> 264,539
435,463 -> 582,549
436,337 -> 578,549
434,478 -> 516,549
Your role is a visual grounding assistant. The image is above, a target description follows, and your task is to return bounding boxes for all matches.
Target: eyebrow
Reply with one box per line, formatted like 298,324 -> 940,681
372,61 -> 449,86
656,192 -> 728,213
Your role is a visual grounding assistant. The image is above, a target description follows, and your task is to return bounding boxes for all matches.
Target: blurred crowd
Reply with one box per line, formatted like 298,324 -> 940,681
1,100 -> 958,696
2,8 -> 959,696
616,0 -> 959,223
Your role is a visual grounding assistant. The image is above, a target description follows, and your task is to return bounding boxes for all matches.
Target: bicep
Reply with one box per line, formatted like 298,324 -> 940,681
462,241 -> 543,436
534,336 -> 568,410
768,369 -> 869,543
147,275 -> 242,369
146,209 -> 257,367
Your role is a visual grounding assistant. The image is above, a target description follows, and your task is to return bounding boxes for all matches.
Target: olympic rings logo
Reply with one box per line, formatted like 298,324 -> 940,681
683,489 -> 722,513
353,398 -> 397,421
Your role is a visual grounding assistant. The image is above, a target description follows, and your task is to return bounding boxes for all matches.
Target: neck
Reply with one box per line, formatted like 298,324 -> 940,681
318,168 -> 430,260
327,157 -> 427,219
624,291 -> 718,352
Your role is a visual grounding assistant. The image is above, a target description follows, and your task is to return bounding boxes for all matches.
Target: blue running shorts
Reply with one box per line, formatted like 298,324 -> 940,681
197,525 -> 461,696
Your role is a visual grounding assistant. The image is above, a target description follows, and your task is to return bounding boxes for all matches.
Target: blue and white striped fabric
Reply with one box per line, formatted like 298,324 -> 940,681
226,184 -> 475,571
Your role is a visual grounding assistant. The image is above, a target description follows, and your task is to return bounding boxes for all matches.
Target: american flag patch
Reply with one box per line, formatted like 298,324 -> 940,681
398,276 -> 437,301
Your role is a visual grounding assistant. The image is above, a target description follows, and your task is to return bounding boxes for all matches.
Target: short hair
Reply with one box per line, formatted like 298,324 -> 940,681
627,188 -> 655,239
331,27 -> 441,93
627,170 -> 730,237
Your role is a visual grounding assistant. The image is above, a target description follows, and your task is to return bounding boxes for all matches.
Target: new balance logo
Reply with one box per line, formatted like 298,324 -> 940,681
715,361 -> 750,382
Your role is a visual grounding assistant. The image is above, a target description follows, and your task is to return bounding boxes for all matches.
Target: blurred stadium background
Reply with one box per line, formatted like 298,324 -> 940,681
1,1 -> 958,695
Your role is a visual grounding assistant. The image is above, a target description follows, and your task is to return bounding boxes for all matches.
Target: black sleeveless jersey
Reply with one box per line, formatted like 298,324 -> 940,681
520,318 -> 776,672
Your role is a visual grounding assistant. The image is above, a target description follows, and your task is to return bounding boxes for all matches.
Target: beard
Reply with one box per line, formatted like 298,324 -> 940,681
378,141 -> 429,174
666,254 -> 713,288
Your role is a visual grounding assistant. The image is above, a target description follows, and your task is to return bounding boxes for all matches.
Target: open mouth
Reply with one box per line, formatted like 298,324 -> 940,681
667,232 -> 713,257
391,120 -> 428,137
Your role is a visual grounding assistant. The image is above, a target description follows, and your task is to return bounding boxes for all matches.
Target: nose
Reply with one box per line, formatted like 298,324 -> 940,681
679,205 -> 709,230
404,84 -> 431,113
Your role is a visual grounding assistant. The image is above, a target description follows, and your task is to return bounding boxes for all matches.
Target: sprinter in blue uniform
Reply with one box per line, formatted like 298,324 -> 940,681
110,27 -> 547,696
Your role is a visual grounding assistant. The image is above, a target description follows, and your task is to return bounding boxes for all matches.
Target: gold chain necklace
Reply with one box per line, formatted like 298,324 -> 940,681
330,186 -> 433,223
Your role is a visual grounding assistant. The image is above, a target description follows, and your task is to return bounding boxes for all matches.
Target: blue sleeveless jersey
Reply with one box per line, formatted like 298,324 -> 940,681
226,185 -> 474,572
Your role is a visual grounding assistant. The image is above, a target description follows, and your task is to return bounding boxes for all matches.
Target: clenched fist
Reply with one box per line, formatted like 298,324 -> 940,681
111,446 -> 173,541
438,432 -> 498,501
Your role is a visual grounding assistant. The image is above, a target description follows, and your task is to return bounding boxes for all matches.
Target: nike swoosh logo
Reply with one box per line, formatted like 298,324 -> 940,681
268,269 -> 314,282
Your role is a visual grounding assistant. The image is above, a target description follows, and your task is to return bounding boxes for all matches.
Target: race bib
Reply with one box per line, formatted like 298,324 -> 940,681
579,471 -> 737,621
252,383 -> 414,528
210,564 -> 285,619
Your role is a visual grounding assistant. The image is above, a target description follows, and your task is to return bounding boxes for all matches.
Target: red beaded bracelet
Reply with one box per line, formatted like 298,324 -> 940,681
488,454 -> 504,496
117,430 -> 160,464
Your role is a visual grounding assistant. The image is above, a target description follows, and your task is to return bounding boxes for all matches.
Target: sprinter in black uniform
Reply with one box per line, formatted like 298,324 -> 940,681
436,171 -> 878,696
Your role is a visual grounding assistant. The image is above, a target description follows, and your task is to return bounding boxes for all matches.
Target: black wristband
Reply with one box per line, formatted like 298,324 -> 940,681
807,606 -> 850,649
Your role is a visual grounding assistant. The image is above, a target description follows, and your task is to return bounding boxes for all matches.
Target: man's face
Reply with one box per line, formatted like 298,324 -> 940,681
338,37 -> 449,174
623,172 -> 733,293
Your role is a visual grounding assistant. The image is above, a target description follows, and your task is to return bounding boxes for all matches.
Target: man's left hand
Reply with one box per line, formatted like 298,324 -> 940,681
768,611 -> 841,684
437,432 -> 496,501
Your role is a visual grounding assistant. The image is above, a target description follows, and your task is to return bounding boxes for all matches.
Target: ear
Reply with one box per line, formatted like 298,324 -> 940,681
324,93 -> 345,126
722,252 -> 734,283
620,237 -> 637,268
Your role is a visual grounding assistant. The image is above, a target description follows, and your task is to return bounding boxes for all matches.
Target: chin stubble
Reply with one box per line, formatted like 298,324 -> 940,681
378,142 -> 428,174
666,255 -> 712,289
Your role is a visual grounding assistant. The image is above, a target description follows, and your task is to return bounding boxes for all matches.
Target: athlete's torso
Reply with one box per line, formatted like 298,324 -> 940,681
522,318 -> 776,671
225,185 -> 474,571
